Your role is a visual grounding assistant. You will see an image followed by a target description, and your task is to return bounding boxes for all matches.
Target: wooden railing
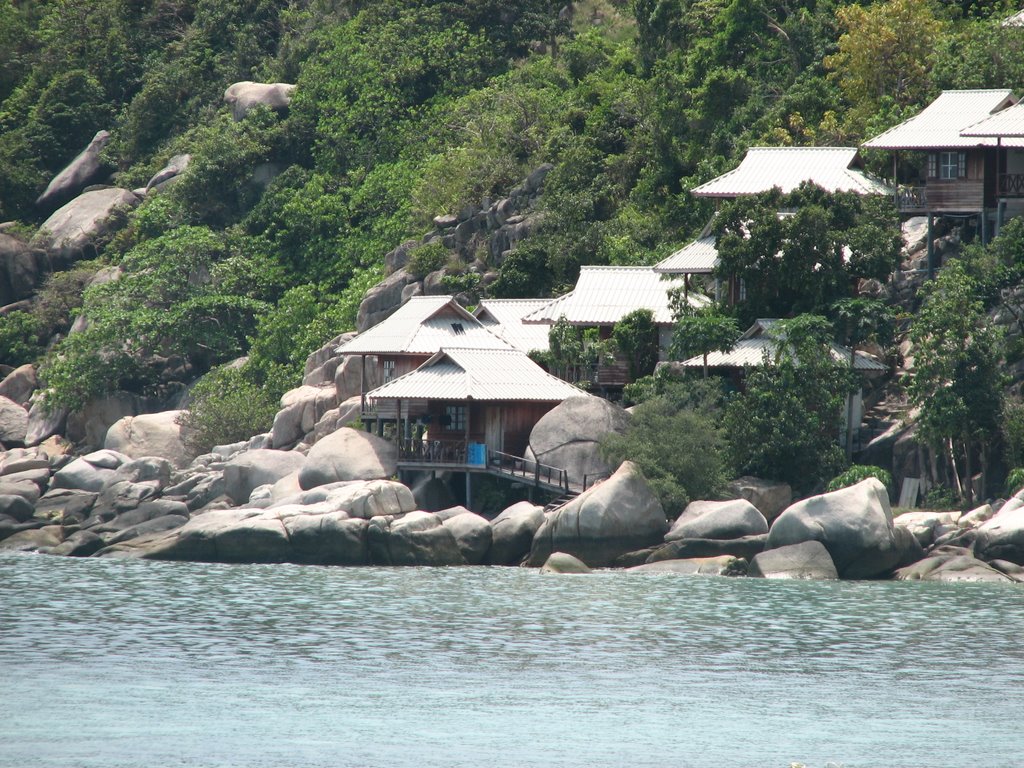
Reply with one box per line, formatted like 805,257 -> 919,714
488,449 -> 570,493
1000,173 -> 1024,197
895,185 -> 927,211
398,438 -> 467,465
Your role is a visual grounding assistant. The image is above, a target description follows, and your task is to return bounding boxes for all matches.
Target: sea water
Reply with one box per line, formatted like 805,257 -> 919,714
2,552 -> 1023,768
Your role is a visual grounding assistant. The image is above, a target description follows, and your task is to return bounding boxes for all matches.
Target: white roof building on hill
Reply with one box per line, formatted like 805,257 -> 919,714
652,235 -> 719,275
690,146 -> 890,198
473,299 -> 551,353
522,266 -> 707,327
961,100 -> 1024,138
335,295 -> 508,356
862,90 -> 1023,150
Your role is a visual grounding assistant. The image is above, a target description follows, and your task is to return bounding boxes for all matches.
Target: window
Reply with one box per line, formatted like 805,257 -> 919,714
443,405 -> 466,432
383,359 -> 395,383
938,151 -> 965,180
450,322 -> 465,335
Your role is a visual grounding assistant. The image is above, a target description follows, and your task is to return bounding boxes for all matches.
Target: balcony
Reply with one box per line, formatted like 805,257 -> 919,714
999,173 -> 1024,197
896,181 -> 984,213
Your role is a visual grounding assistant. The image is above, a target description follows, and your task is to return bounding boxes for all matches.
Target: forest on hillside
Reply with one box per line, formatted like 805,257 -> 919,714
4,0 -> 1024,503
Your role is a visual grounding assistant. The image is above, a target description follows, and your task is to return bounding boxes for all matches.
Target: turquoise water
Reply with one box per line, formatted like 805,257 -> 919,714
2,553 -> 1023,768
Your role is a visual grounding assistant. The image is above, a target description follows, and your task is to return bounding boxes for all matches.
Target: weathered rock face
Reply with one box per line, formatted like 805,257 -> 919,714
442,511 -> 492,564
222,449 -> 307,505
334,354 -> 381,403
52,449 -> 130,492
355,269 -> 418,333
298,427 -> 398,490
527,396 -> 628,485
974,503 -> 1024,565
748,541 -> 838,580
367,510 -> 467,566
765,478 -> 907,579
540,552 -> 591,574
487,500 -> 545,565
646,535 -> 766,563
0,396 -> 28,445
35,130 -> 112,211
666,499 -> 768,542
31,188 -> 139,262
627,555 -> 747,576
726,476 -> 793,523
0,365 -> 37,407
104,410 -> 196,469
528,461 -> 668,568
145,154 -> 191,192
0,234 -> 48,306
895,547 -> 1019,583
303,332 -> 351,387
893,510 -> 962,548
66,391 -> 154,449
271,385 -> 339,449
223,81 -> 296,121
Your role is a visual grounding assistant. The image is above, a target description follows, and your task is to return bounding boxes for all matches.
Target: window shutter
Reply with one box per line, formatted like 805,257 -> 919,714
928,153 -> 937,178
958,152 -> 967,178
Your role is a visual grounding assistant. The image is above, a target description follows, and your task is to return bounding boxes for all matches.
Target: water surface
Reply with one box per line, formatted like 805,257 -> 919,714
2,552 -> 1023,767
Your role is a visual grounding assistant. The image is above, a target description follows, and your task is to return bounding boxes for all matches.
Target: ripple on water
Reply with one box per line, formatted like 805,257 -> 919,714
2,552 -> 1024,768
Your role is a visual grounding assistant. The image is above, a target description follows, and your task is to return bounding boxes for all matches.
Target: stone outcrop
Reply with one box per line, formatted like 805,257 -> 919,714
895,546 -> 1019,583
222,449 -> 307,505
540,552 -> 592,574
298,427 -> 397,490
748,541 -> 839,580
526,396 -> 627,485
0,365 -> 38,407
666,499 -> 768,542
0,396 -> 28,445
52,449 -> 130,493
646,535 -> 766,563
367,510 -> 466,566
31,187 -> 139,262
270,384 -> 339,449
145,154 -> 191,192
104,410 -> 196,469
974,501 -> 1024,565
628,555 -> 747,576
765,478 -> 912,579
441,510 -> 492,565
528,461 -> 668,568
223,81 -> 296,121
35,130 -> 112,211
0,234 -> 48,306
487,500 -> 545,565
726,476 -> 792,523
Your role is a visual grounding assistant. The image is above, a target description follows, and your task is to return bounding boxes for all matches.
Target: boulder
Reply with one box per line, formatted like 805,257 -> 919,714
726,476 -> 792,523
50,530 -> 105,557
627,555 -> 747,576
0,525 -> 62,552
35,130 -> 112,211
527,396 -> 629,485
311,396 -> 363,444
367,511 -> 467,566
223,449 -> 307,505
0,448 -> 49,477
487,501 -> 545,565
540,552 -> 591,574
223,81 -> 296,121
0,234 -> 46,306
0,477 -> 41,504
298,427 -> 397,490
31,188 -> 139,262
974,503 -> 1024,565
51,449 -> 129,492
895,547 -> 1018,583
33,489 -> 97,522
0,396 -> 28,445
104,514 -> 189,545
647,535 -> 766,563
333,351 -> 379,403
666,499 -> 768,542
271,479 -> 415,520
145,154 -> 191,192
528,461 -> 668,568
64,391 -> 153,448
104,410 -> 196,469
442,511 -> 492,564
0,365 -> 38,407
303,332 -> 350,387
270,385 -> 339,448
748,541 -> 839,580
766,478 -> 904,579
893,510 -> 962,547
355,269 -> 418,333
282,512 -> 370,565
0,494 -> 33,523
24,396 -> 66,447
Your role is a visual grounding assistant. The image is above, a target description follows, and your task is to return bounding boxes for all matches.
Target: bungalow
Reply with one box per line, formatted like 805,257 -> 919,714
472,298 -> 551,354
656,147 -> 890,301
862,89 -> 1024,264
522,265 -> 709,389
335,295 -> 509,428
365,346 -> 590,499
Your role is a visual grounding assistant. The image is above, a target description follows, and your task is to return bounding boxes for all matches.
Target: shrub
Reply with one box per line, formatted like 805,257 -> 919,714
0,311 -> 44,366
407,241 -> 450,278
826,465 -> 893,497
1006,468 -> 1024,497
177,366 -> 280,455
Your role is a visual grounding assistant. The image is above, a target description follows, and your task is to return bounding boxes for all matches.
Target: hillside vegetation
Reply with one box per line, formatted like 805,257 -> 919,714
4,0 -> 1024,502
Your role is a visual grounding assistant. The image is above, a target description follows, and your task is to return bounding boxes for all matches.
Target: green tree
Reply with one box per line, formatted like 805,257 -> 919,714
612,308 -> 660,381
177,365 -> 281,455
600,378 -> 731,518
669,300 -> 738,378
907,260 -> 1005,506
724,314 -> 854,491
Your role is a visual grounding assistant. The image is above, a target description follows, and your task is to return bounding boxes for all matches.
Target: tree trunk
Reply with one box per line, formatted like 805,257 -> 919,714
963,435 -> 974,508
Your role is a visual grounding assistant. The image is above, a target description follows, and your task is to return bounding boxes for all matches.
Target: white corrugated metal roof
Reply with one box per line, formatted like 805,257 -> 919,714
473,299 -> 551,353
863,90 -> 1024,149
1003,9 -> 1024,26
653,235 -> 719,274
337,295 -> 509,355
691,147 -> 890,198
367,347 -> 589,402
961,100 -> 1024,138
678,320 -> 886,371
522,266 -> 709,326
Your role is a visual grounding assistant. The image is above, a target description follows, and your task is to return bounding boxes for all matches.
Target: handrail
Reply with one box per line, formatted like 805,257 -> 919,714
895,185 -> 927,210
1000,173 -> 1024,197
582,472 -> 610,491
397,438 -> 467,464
488,449 -> 569,493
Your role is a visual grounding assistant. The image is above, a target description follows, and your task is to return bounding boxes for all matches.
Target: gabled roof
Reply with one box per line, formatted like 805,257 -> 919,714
522,266 -> 708,326
678,319 -> 886,371
1002,9 -> 1024,26
336,295 -> 508,355
690,147 -> 890,198
961,100 -> 1024,138
473,299 -> 551,353
653,235 -> 718,275
862,90 -> 1024,149
367,347 -> 588,402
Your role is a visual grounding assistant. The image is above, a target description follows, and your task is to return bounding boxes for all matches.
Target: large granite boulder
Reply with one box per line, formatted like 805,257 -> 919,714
442,510 -> 492,564
527,396 -> 628,485
726,476 -> 792,523
0,234 -> 46,305
895,547 -> 1019,583
540,552 -> 591,574
34,488 -> 97,523
974,500 -> 1024,564
145,154 -> 191,192
303,332 -> 350,387
141,508 -> 290,563
298,427 -> 397,490
270,384 -> 339,448
0,494 -> 34,523
23,396 -> 67,447
487,501 -> 545,565
355,269 -> 418,332
223,449 -> 307,505
65,391 -> 151,448
367,511 -> 467,566
35,130 -> 112,211
104,410 -> 196,468
0,396 -> 28,445
31,188 -> 139,262
666,499 -> 768,542
627,555 -> 747,575
0,525 -> 63,553
282,511 -> 370,565
765,478 -> 906,579
270,479 -> 415,519
51,449 -> 129,492
224,81 -> 296,121
893,510 -> 962,548
528,461 -> 668,568
0,365 -> 37,407
748,541 -> 839,580
333,350 -> 380,402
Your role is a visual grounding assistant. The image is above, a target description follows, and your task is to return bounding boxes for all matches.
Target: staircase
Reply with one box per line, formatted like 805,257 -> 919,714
543,491 -> 579,513
856,385 -> 912,455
